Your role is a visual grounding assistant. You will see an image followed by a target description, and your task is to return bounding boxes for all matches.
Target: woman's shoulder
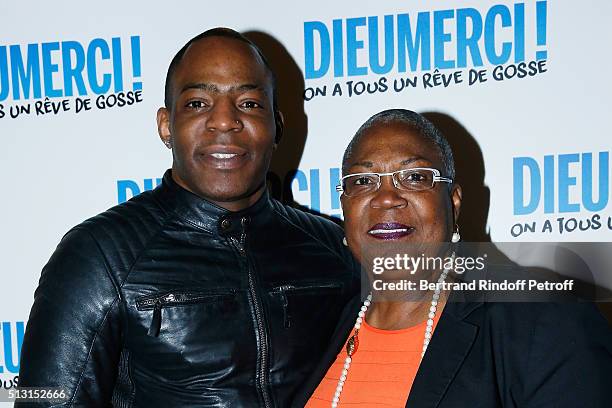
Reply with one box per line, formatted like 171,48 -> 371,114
465,300 -> 611,363
483,300 -> 608,331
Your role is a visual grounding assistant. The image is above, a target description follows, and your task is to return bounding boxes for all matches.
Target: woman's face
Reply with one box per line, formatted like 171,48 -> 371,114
341,121 -> 462,265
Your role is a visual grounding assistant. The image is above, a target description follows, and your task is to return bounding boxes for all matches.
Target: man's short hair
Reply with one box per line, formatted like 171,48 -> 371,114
342,109 -> 455,181
163,27 -> 278,114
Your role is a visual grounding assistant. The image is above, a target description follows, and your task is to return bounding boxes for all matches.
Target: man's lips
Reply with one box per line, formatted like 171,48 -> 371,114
210,152 -> 240,159
367,222 -> 415,240
197,146 -> 249,169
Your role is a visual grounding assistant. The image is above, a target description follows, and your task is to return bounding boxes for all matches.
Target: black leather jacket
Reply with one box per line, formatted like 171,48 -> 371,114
18,170 -> 358,407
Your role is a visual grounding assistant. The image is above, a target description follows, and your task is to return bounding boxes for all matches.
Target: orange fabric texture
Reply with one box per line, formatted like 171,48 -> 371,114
306,313 -> 441,408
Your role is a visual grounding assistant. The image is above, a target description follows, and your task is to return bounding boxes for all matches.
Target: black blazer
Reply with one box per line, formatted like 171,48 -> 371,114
293,287 -> 612,407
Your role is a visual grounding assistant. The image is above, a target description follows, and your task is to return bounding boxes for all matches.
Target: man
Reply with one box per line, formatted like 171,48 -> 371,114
18,28 -> 357,407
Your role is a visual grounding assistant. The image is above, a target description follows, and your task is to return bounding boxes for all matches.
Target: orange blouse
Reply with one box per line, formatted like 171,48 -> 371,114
306,313 -> 441,408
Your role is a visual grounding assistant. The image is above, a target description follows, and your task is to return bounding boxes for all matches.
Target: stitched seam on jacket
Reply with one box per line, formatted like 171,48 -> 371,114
66,226 -> 124,406
150,189 -> 215,234
119,212 -> 177,287
271,205 -> 350,268
65,228 -> 121,406
68,296 -> 121,406
66,207 -> 175,406
121,193 -> 171,344
112,349 -> 135,408
113,210 -> 177,360
180,217 -> 214,234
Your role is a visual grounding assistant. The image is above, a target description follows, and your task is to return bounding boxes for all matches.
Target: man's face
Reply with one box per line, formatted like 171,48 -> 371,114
157,36 -> 278,211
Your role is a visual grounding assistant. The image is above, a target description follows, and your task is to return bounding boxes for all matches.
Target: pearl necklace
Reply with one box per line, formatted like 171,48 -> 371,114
331,267 -> 450,408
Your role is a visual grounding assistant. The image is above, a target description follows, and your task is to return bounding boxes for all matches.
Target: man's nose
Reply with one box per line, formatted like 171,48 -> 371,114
206,99 -> 243,133
369,175 -> 408,209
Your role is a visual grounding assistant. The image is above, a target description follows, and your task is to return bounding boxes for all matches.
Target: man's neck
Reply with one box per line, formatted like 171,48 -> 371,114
170,171 -> 266,212
209,187 -> 266,212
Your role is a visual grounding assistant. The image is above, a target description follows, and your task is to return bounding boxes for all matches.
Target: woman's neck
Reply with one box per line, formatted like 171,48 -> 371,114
365,289 -> 449,330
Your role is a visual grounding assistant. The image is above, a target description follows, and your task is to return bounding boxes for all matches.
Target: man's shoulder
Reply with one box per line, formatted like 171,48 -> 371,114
65,189 -> 170,259
270,199 -> 343,236
269,199 -> 347,255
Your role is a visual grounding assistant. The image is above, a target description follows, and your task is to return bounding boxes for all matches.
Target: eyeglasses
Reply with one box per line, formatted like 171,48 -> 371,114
336,168 -> 453,197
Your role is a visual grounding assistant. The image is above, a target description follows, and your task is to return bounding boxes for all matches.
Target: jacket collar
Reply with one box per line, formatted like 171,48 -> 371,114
153,169 -> 273,235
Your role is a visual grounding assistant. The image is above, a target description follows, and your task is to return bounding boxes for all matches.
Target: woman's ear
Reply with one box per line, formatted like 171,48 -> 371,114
451,184 -> 463,224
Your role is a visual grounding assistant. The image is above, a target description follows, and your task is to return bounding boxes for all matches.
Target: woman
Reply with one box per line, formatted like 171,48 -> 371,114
295,109 -> 612,407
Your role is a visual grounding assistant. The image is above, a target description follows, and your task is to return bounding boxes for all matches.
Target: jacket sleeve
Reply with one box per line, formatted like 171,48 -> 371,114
522,302 -> 612,407
17,227 -> 123,407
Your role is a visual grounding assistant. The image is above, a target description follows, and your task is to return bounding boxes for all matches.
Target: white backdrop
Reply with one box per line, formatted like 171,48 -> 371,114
1,0 -> 611,394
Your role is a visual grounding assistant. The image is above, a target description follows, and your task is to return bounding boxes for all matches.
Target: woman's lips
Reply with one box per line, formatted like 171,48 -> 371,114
367,222 -> 415,240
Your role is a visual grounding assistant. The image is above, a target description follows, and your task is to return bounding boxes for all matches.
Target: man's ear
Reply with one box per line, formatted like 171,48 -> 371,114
451,184 -> 463,224
157,107 -> 172,147
274,110 -> 284,146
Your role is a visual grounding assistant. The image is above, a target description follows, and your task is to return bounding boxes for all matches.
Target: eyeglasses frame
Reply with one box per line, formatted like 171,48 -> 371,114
335,167 -> 453,196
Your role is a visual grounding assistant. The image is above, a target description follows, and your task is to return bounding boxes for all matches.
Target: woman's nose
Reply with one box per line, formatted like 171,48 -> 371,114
206,99 -> 243,133
369,176 -> 408,209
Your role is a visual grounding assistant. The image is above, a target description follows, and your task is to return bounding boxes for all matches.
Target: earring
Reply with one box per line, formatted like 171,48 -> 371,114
163,139 -> 172,149
342,237 -> 348,246
451,226 -> 461,243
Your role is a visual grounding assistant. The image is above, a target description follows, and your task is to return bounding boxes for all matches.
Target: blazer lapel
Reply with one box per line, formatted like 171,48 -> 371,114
406,298 -> 482,408
291,295 -> 362,408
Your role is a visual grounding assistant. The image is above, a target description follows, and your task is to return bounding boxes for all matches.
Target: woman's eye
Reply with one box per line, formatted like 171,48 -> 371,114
354,176 -> 374,185
404,172 -> 427,183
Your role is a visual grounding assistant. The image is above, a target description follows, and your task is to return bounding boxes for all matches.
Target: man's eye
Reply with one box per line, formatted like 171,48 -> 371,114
186,100 -> 206,109
240,101 -> 261,109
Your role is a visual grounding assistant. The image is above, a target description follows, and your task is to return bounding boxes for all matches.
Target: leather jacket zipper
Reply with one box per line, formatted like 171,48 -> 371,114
149,299 -> 163,337
271,282 -> 343,293
137,291 -> 234,337
229,216 -> 272,408
278,288 -> 290,328
271,282 -> 343,328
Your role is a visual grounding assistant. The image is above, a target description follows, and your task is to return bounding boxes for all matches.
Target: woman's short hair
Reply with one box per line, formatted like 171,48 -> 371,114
342,109 -> 455,181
